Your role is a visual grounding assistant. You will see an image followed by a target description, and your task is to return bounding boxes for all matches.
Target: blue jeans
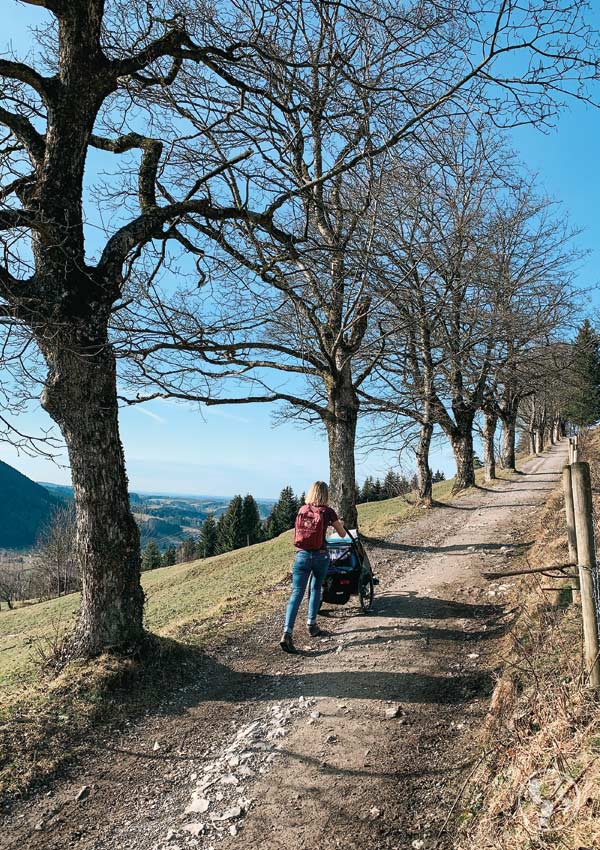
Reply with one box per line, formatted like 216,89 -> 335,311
284,550 -> 330,633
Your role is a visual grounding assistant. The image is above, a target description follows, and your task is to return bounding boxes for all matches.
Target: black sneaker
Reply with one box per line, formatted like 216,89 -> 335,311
308,624 -> 326,637
280,632 -> 299,654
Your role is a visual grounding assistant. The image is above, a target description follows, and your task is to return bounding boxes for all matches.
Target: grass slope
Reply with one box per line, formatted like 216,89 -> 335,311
0,464 -> 514,700
0,460 -> 529,800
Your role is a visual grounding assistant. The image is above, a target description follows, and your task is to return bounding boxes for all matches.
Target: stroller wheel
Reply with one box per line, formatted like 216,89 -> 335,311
359,575 -> 374,613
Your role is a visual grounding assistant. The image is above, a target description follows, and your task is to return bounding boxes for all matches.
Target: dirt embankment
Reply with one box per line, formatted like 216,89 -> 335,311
1,444 -> 568,850
456,431 -> 600,850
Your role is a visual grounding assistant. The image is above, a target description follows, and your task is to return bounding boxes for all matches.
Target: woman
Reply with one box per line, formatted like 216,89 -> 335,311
280,481 -> 347,654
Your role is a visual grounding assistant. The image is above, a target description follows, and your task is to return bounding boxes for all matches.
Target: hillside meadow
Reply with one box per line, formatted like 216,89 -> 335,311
0,467 -> 514,701
0,463 -> 532,800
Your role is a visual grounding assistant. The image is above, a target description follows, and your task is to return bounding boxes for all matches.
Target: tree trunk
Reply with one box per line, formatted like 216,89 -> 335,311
325,367 -> 359,528
483,412 -> 497,482
535,428 -> 544,455
40,336 -> 145,657
501,414 -> 517,471
450,417 -> 476,492
415,420 -> 433,506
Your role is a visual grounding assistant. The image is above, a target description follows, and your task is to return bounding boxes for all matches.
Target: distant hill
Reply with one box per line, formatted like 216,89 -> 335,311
38,481 -> 275,550
0,461 -> 61,549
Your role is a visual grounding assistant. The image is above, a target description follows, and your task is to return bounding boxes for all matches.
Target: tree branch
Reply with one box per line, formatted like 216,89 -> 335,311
99,199 -> 293,277
0,106 -> 45,162
0,59 -> 54,101
0,207 -> 37,230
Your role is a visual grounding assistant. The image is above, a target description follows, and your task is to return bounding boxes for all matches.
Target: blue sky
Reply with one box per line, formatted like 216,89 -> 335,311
1,3 -> 599,497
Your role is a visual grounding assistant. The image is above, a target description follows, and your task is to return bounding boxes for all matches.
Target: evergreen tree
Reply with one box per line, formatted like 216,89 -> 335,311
217,496 -> 246,553
564,321 -> 600,427
372,478 -> 382,500
383,470 -> 402,499
361,476 -> 375,502
141,540 -> 162,571
178,535 -> 198,562
199,513 -> 217,558
241,495 -> 261,546
215,513 -> 228,554
162,545 -> 177,567
261,517 -> 274,541
432,470 -> 446,483
398,475 -> 411,494
268,486 -> 300,536
472,454 -> 483,470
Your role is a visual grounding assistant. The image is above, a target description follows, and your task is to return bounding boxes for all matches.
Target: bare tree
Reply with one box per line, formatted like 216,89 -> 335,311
0,0 -> 598,653
0,1 -> 295,656
33,502 -> 79,599
0,561 -> 27,609
365,127 -> 510,493
121,1 -> 599,523
481,183 -> 581,472
365,129 -> 580,493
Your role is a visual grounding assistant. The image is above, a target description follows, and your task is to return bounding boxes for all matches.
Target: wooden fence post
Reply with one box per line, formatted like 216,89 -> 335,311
562,465 -> 580,604
571,461 -> 600,690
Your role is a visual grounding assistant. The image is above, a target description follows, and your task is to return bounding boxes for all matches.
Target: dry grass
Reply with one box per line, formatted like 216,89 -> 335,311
456,431 -> 600,850
0,455 -> 529,804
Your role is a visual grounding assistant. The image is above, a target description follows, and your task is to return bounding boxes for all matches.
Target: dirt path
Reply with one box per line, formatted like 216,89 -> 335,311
2,445 -> 567,850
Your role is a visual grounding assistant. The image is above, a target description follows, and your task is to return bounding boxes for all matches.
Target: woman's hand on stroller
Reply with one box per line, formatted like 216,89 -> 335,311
333,519 -> 346,538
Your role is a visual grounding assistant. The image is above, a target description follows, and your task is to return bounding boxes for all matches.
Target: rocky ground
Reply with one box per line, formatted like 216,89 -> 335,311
1,444 -> 567,850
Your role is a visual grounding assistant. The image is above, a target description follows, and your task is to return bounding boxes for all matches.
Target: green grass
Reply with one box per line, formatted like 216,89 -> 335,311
0,459 -> 526,701
0,452 -> 538,799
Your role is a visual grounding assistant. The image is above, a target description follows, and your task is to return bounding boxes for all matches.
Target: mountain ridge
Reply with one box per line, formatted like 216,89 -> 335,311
0,460 -> 61,549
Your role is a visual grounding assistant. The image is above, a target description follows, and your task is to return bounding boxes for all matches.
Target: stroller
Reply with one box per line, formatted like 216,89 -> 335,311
317,529 -> 379,614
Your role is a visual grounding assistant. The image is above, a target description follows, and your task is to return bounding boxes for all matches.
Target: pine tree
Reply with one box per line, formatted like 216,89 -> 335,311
199,513 -> 217,557
141,540 -> 162,571
241,495 -> 261,546
261,517 -> 274,541
398,475 -> 411,494
215,513 -> 228,554
217,496 -> 245,553
179,536 -> 198,562
361,476 -> 375,502
268,486 -> 300,536
372,478 -> 382,500
383,470 -> 401,499
564,321 -> 600,427
432,470 -> 446,483
162,545 -> 177,567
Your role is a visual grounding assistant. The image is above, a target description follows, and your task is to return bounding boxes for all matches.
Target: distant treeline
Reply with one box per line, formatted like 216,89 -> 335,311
141,486 -> 303,568
357,469 -> 445,503
140,468 -> 449,569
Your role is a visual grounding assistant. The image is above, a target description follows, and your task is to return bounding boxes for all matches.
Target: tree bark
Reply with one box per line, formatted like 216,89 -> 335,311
325,365 -> 359,529
415,420 -> 433,506
483,412 -> 497,482
40,333 -> 145,657
449,416 -> 476,492
500,412 -> 517,471
535,428 -> 544,454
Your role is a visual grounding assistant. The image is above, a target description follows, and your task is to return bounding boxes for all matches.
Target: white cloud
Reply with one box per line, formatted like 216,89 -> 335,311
136,407 -> 167,425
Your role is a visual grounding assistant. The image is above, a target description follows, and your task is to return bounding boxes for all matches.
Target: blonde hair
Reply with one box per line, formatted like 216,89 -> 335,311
305,481 -> 329,506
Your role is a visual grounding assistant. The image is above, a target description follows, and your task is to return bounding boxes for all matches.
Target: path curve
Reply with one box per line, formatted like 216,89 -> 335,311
2,444 -> 567,850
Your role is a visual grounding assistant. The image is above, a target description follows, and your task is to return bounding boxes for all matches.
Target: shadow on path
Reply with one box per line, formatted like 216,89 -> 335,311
366,538 -> 533,555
